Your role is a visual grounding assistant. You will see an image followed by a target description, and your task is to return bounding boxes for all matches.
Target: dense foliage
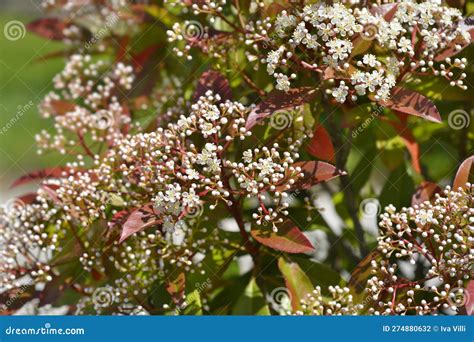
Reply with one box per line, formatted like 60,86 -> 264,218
0,0 -> 473,316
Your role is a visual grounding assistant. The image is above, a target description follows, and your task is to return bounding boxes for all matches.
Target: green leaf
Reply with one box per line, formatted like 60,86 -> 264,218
181,289 -> 203,315
232,278 -> 270,315
379,165 -> 414,209
278,257 -> 313,311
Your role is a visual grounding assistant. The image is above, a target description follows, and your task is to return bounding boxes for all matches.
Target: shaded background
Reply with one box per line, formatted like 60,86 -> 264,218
0,0 -> 65,201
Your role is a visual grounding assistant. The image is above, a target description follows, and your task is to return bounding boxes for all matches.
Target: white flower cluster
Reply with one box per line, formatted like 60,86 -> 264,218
294,285 -> 363,316
366,183 -> 473,315
36,55 -> 135,155
255,2 -> 470,100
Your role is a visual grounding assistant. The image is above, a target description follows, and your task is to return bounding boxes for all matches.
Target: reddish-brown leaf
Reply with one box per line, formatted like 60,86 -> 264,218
17,193 -> 38,205
131,44 -> 160,72
411,181 -> 441,206
251,220 -> 315,254
307,124 -> 335,163
382,87 -> 441,123
11,167 -> 74,188
245,87 -> 317,130
435,20 -> 473,61
49,100 -> 76,116
27,18 -> 70,41
385,119 -> 422,174
282,161 -> 345,191
166,271 -> 186,305
193,70 -> 232,103
119,204 -> 160,243
453,155 -> 474,190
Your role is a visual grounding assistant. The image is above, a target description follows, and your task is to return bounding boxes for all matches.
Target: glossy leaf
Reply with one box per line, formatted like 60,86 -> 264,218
245,87 -> 316,130
453,155 -> 474,190
411,181 -> 441,206
283,161 -> 345,191
278,257 -> 313,311
11,167 -> 75,188
382,87 -> 441,123
251,220 -> 315,254
193,70 -> 232,103
232,278 -> 270,315
27,18 -> 70,41
166,271 -> 186,305
307,124 -> 335,163
119,204 -> 160,243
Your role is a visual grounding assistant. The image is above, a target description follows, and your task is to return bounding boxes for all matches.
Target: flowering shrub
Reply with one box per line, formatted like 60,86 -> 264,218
0,0 -> 472,316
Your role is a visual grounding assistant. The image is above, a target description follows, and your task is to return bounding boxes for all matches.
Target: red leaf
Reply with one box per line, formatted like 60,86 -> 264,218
411,181 -> 441,206
131,44 -> 160,72
435,20 -> 473,61
282,161 -> 345,191
119,204 -> 160,243
453,155 -> 474,191
193,70 -> 232,103
307,124 -> 335,163
382,87 -> 441,123
166,272 -> 186,305
251,220 -> 314,254
245,87 -> 317,130
27,18 -> 69,41
17,193 -> 38,205
11,167 -> 75,188
385,119 -> 422,174
48,100 -> 76,116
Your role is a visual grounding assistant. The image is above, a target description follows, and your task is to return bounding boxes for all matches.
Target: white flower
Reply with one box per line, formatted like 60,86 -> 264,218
332,83 -> 349,103
397,37 -> 413,53
275,74 -> 290,92
243,150 -> 253,163
202,104 -> 220,121
362,54 -> 378,67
